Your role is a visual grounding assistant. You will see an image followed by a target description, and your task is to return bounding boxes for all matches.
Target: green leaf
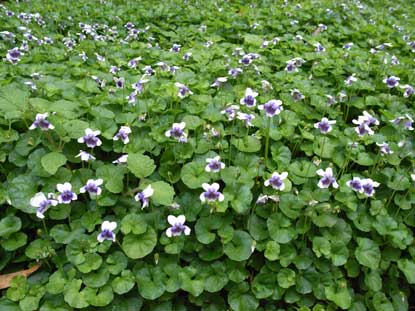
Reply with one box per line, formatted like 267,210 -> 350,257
8,175 -> 37,213
180,161 -> 210,189
0,216 -> 22,238
372,292 -> 394,311
121,214 -> 147,235
151,181 -> 175,206
106,251 -> 128,275
83,284 -> 114,307
224,230 -> 253,261
41,152 -> 67,175
111,270 -> 135,294
96,165 -> 125,193
228,287 -> 259,311
1,232 -> 27,251
277,268 -> 296,288
397,259 -> 415,284
355,238 -> 381,270
325,283 -> 352,310
127,153 -> 156,178
25,239 -> 52,260
0,84 -> 29,119
264,241 -> 280,261
7,275 -> 27,301
122,227 -> 157,259
63,279 -> 89,309
267,213 -> 297,244
231,136 -> 261,153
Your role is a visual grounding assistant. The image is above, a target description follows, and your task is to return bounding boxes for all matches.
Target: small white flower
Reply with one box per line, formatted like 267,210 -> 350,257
166,215 -> 191,237
97,221 -> 117,242
56,182 -> 77,204
80,179 -> 103,197
264,172 -> 288,191
134,185 -> 154,209
76,150 -> 96,162
205,156 -> 225,173
113,154 -> 128,164
316,168 -> 338,189
30,192 -> 58,219
113,126 -> 132,144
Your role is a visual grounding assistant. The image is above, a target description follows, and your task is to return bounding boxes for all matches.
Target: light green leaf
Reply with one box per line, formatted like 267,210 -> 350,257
122,227 -> 157,259
355,238 -> 381,270
41,152 -> 67,175
151,181 -> 175,206
127,153 -> 156,178
224,230 -> 253,261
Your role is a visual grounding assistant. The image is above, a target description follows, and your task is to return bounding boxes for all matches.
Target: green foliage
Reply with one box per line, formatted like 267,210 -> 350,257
0,0 -> 414,310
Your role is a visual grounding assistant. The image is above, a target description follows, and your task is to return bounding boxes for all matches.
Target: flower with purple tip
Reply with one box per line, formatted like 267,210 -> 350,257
113,126 -> 132,144
346,177 -> 363,192
376,142 -> 393,156
134,185 -> 154,209
237,112 -> 255,127
76,150 -> 95,162
239,54 -> 253,66
314,117 -> 336,134
240,88 -> 258,108
29,113 -> 54,131
97,221 -> 117,243
200,183 -> 224,203
291,89 -> 305,101
114,77 -> 124,88
390,114 -> 413,130
345,74 -> 357,86
360,179 -> 380,197
132,78 -> 149,94
316,168 -> 338,189
314,42 -> 325,52
205,156 -> 225,173
30,192 -> 58,219
383,76 -> 400,88
221,105 -> 239,121
80,179 -> 103,197
175,82 -> 193,98
170,44 -> 181,53
400,84 -> 414,98
6,47 -> 23,64
228,68 -> 243,78
258,100 -> 283,117
109,66 -> 119,74
165,122 -> 187,142
166,215 -> 191,237
57,182 -> 77,204
285,60 -> 298,73
211,77 -> 227,88
78,128 -> 102,148
264,172 -> 288,191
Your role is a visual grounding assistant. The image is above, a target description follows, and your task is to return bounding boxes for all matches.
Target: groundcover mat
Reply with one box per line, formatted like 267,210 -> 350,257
0,0 -> 414,310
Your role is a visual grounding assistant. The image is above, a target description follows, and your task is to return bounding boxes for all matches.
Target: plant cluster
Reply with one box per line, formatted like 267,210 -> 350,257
0,0 -> 414,310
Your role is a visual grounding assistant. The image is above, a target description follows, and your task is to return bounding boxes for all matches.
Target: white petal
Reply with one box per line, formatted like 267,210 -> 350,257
30,192 -> 47,207
211,183 -> 220,191
29,123 -> 36,130
205,165 -> 211,173
167,215 -> 177,226
176,215 -> 186,225
280,172 -> 288,179
317,180 -> 326,188
218,193 -> 225,202
202,183 -> 210,191
97,233 -> 105,242
93,130 -> 101,136
326,167 -> 333,175
95,179 -> 103,185
113,135 -> 119,141
184,226 -> 191,235
264,180 -> 270,187
166,228 -> 173,237
85,128 -> 93,135
332,181 -> 339,189
200,193 -> 206,202
143,185 -> 154,197
77,137 -> 85,143
316,169 -> 325,176
165,130 -> 171,137
80,186 -> 86,193
36,211 -> 45,219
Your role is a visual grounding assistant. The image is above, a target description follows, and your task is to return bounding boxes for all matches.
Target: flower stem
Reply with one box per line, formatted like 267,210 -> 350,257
264,117 -> 271,166
42,219 -> 49,236
228,118 -> 236,166
319,135 -> 327,158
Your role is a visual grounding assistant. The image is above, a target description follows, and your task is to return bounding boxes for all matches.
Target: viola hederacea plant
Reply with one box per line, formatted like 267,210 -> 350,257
2,1 -> 415,310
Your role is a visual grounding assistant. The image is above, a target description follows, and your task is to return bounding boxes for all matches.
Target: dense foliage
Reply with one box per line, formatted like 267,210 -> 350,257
0,0 -> 414,310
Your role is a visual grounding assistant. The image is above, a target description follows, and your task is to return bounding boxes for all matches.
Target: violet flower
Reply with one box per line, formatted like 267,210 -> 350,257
237,112 -> 255,127
360,179 -> 380,197
205,156 -> 225,173
76,150 -> 96,162
383,76 -> 400,88
400,84 -> 414,98
166,215 -> 191,237
80,179 -> 103,197
30,192 -> 58,219
165,122 -> 188,142
114,77 -> 124,88
376,142 -> 393,156
175,82 -> 193,98
316,168 -> 338,189
314,117 -> 336,134
346,177 -> 363,192
211,77 -> 227,88
200,183 -> 224,203
113,126 -> 132,144
29,113 -> 54,131
240,88 -> 258,108
221,105 -> 239,121
264,172 -> 288,191
170,44 -> 181,52
228,67 -> 243,78
291,89 -> 305,101
57,182 -> 77,204
258,99 -> 283,117
134,185 -> 154,209
97,221 -> 117,242
78,128 -> 102,148
345,74 -> 357,86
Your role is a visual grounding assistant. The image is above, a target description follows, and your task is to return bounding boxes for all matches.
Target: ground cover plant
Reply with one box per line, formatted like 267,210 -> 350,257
0,0 -> 414,310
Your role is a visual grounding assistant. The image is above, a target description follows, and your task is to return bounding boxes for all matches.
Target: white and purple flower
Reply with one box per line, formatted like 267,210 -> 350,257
346,177 -> 363,192
345,74 -> 357,86
114,77 -> 125,88
165,122 -> 187,142
80,179 -> 103,197
57,182 -> 77,204
175,82 -> 193,98
258,100 -> 283,117
314,117 -> 336,134
6,47 -> 23,64
316,168 -> 338,189
76,150 -> 96,162
170,44 -> 181,53
166,215 -> 191,237
383,76 -> 400,88
97,221 -> 117,243
237,112 -> 255,127
30,192 -> 58,219
221,105 -> 239,121
400,84 -> 414,98
211,77 -> 227,88
360,178 -> 380,197
29,113 -> 54,131
200,183 -> 224,203
376,142 -> 393,156
264,172 -> 288,191
134,185 -> 154,209
390,114 -> 414,130
291,89 -> 305,101
228,68 -> 243,78
78,128 -> 102,148
113,126 -> 132,144
240,88 -> 258,108
205,156 -> 225,173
